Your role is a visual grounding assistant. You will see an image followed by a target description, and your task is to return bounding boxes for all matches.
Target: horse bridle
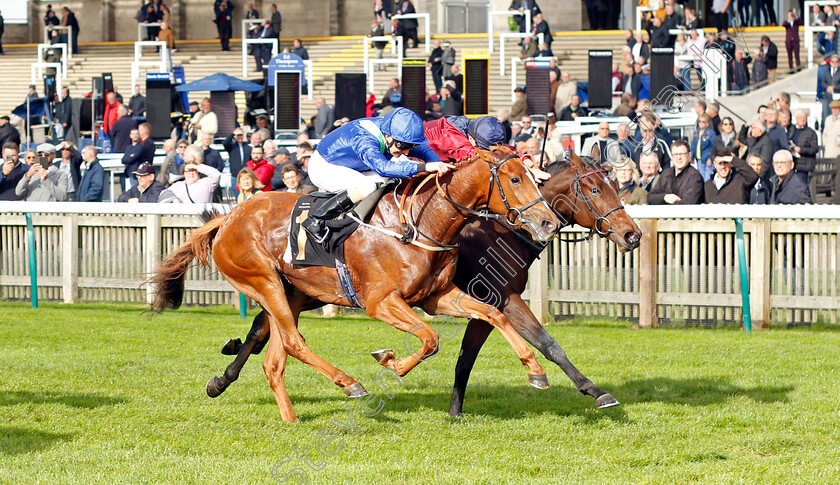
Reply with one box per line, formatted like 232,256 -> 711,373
561,168 -> 626,241
441,154 -> 548,226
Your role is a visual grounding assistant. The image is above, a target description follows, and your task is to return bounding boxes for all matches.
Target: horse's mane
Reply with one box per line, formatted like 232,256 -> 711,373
545,160 -> 571,174
545,153 -> 603,175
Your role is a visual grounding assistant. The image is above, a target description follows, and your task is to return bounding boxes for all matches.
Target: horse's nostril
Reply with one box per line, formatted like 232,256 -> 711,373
542,220 -> 557,233
625,231 -> 641,246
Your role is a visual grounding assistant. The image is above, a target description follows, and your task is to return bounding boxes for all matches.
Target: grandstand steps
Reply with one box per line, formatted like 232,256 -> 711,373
0,28 -> 802,128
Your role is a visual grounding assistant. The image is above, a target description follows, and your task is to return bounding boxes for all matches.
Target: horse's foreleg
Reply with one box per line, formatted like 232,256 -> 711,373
423,285 -> 546,386
449,320 -> 493,417
504,294 -> 619,409
207,311 -> 271,398
366,293 -> 440,377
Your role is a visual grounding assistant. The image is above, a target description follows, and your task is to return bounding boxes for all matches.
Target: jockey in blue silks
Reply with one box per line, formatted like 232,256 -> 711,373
303,107 -> 453,243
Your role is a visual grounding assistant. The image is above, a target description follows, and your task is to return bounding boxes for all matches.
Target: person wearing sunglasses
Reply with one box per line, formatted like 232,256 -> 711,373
302,107 -> 453,244
713,117 -> 738,155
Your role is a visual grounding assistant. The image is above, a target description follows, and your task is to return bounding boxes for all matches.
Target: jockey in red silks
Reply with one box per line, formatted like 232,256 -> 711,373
425,115 -> 550,180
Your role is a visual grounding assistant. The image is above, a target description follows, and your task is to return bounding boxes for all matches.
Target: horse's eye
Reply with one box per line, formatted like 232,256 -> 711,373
591,187 -> 601,196
511,177 -> 521,184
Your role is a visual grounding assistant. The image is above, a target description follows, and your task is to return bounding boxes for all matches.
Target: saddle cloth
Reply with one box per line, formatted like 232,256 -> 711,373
288,184 -> 392,268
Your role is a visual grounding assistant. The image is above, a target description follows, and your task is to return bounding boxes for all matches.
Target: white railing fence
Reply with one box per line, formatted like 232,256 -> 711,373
3,204 -> 840,329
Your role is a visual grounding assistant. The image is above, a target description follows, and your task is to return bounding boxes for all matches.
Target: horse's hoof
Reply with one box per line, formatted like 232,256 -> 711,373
344,382 -> 369,398
206,377 -> 226,398
221,338 -> 242,355
371,348 -> 395,364
528,373 -> 550,390
594,393 -> 620,409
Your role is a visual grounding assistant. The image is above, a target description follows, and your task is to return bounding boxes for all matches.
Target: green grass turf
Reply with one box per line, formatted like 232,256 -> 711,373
1,302 -> 839,484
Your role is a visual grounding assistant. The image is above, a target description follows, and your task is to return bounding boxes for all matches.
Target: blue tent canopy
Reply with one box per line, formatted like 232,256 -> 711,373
175,73 -> 264,92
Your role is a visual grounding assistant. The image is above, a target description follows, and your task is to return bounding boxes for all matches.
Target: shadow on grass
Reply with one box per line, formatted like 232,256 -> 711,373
252,375 -> 793,422
253,385 -> 630,423
0,390 -> 126,409
0,426 -> 73,455
605,377 -> 794,406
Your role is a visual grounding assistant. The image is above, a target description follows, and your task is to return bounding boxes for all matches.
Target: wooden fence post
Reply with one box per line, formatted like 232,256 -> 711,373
62,214 -> 79,303
528,253 -> 550,325
145,214 -> 162,304
749,219 -> 772,329
638,218 -> 658,328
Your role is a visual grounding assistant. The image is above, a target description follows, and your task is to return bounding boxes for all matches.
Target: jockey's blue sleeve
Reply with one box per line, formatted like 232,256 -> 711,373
356,137 -> 423,178
408,144 -> 441,163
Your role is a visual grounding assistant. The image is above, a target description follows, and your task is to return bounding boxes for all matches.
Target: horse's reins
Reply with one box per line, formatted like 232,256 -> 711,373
394,153 -> 548,251
399,171 -> 459,250
436,154 -> 547,226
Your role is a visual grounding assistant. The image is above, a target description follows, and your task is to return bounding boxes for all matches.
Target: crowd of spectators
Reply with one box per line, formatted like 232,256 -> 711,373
551,96 -> 818,206
5,1 -> 836,211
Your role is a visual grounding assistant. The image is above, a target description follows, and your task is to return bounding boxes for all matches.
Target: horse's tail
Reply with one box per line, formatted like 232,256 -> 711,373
147,211 -> 227,311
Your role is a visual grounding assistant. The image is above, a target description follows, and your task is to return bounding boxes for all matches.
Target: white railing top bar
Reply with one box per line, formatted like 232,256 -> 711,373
0,202 -> 231,216
624,204 -> 840,219
1,202 -> 838,220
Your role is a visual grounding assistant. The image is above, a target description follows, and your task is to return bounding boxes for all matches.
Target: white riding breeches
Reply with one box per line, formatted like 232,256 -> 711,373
308,151 -> 390,198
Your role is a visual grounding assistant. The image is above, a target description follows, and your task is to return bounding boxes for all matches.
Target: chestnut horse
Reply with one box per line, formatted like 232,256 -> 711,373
149,147 -> 560,422
203,152 -> 643,415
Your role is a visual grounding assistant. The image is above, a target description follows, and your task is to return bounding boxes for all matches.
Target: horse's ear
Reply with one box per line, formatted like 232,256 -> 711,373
589,142 -> 601,162
568,150 -> 587,173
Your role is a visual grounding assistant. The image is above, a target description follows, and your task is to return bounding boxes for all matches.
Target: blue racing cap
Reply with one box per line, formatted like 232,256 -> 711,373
381,107 -> 427,145
468,116 -> 507,149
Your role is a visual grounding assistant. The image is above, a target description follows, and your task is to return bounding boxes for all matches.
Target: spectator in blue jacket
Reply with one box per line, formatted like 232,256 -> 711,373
77,146 -> 105,202
691,114 -> 716,181
764,108 -> 788,152
818,31 -> 836,56
769,150 -> 812,204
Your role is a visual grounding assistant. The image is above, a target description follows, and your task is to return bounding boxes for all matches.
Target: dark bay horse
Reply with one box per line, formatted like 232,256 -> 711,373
203,152 -> 643,415
149,147 -> 561,422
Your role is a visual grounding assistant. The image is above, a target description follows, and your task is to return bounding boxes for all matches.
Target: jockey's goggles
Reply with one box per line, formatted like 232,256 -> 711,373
393,140 -> 418,151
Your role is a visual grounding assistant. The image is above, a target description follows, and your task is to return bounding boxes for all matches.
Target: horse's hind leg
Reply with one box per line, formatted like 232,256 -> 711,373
208,286 -> 315,398
449,320 -> 494,417
263,319 -> 295,422
423,285 -> 546,386
207,311 -> 271,398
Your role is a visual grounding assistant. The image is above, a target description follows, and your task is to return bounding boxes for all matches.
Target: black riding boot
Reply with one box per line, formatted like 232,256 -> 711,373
301,191 -> 355,244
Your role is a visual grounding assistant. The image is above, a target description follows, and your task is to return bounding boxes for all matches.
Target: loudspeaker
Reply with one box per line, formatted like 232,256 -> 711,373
401,60 -> 426,118
79,98 -> 92,132
525,67 -> 551,115
650,47 -> 676,103
91,77 -> 104,118
464,58 -> 489,116
334,73 -> 367,121
102,73 -> 114,94
146,74 -> 172,139
588,50 -> 613,109
274,71 -> 301,131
